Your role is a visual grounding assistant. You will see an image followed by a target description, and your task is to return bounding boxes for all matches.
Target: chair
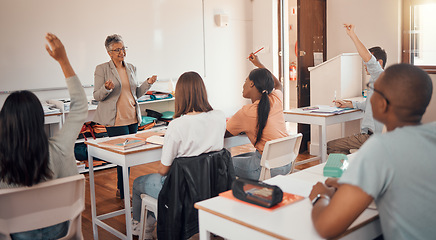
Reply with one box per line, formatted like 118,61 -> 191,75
139,194 -> 158,239
139,148 -> 234,240
258,133 -> 303,181
0,174 -> 85,240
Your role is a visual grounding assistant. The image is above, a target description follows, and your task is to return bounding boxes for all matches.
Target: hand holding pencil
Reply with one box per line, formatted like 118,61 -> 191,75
248,47 -> 265,68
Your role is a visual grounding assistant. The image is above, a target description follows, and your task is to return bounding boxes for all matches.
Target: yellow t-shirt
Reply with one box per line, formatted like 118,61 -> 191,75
226,89 -> 288,153
115,67 -> 137,126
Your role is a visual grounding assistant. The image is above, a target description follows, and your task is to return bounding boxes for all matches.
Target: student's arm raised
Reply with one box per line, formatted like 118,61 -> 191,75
248,54 -> 282,91
344,24 -> 372,63
45,33 -> 75,78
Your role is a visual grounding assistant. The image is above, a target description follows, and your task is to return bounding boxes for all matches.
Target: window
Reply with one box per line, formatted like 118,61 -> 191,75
402,0 -> 436,73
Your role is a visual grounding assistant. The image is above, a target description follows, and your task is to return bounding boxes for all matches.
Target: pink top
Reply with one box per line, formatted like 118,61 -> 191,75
115,67 -> 137,126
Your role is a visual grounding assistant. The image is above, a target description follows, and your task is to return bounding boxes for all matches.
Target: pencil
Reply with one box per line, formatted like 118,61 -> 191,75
247,47 -> 264,59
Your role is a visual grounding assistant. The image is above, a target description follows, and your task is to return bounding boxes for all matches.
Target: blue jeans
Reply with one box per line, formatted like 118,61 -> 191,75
132,173 -> 167,221
10,221 -> 69,240
106,123 -> 138,199
232,151 -> 292,181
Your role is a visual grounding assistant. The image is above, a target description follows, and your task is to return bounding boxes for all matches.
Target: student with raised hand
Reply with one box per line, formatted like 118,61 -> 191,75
225,54 -> 288,181
327,24 -> 387,155
0,33 -> 88,238
93,34 -> 157,200
309,64 -> 436,240
130,71 -> 226,238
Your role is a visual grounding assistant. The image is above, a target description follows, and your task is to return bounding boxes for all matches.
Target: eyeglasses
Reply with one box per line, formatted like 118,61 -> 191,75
110,47 -> 127,53
366,82 -> 389,105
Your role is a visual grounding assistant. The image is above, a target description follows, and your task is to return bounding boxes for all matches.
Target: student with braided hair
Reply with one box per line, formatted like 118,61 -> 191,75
225,54 -> 289,180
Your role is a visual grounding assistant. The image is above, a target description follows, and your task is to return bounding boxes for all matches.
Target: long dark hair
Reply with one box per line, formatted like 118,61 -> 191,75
0,91 -> 52,186
248,68 -> 275,145
174,71 -> 213,118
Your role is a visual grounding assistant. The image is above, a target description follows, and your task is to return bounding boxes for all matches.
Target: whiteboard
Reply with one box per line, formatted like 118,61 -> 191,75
0,0 -> 205,92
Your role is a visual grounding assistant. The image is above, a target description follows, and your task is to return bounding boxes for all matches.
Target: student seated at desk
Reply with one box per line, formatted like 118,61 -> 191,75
328,24 -> 387,155
131,71 -> 226,238
0,33 -> 88,239
309,64 -> 436,240
225,54 -> 288,181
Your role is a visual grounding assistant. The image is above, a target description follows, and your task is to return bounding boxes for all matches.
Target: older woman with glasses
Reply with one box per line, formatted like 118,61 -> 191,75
93,34 -> 157,200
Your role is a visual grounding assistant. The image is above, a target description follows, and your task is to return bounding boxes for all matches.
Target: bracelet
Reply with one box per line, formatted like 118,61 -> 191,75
312,194 -> 330,206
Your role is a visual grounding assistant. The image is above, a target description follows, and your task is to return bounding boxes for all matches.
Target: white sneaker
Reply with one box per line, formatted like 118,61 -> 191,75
131,218 -> 155,239
131,219 -> 141,236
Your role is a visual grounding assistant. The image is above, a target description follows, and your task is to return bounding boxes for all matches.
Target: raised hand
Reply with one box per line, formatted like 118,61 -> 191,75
45,33 -> 75,78
343,24 -> 355,37
147,75 -> 157,84
248,53 -> 265,68
45,33 -> 68,63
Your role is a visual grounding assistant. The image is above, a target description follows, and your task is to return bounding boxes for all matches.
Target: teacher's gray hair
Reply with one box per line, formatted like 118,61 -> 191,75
105,34 -> 123,51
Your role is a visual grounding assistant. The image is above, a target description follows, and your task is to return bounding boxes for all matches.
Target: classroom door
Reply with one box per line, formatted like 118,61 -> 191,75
297,0 -> 326,152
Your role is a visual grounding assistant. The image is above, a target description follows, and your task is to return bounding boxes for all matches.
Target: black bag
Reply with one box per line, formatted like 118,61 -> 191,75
74,142 -> 88,161
232,178 -> 283,208
146,109 -> 163,119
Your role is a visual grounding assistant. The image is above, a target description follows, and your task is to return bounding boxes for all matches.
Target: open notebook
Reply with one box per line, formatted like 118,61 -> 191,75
135,128 -> 166,145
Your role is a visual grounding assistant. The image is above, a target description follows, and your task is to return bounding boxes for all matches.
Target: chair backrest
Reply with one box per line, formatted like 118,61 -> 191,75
259,133 -> 303,181
0,174 -> 85,240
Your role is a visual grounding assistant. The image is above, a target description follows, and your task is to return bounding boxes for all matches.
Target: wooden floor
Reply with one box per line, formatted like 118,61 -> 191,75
81,145 -> 318,240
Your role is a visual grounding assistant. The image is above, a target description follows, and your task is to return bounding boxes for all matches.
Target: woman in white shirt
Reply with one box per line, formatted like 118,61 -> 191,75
130,71 -> 226,238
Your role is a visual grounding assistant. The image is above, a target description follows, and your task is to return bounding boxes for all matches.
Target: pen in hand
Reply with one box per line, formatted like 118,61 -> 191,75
247,47 -> 264,59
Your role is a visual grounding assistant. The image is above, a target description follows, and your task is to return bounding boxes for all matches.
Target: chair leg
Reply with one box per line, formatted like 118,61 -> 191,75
139,194 -> 158,240
139,198 -> 146,240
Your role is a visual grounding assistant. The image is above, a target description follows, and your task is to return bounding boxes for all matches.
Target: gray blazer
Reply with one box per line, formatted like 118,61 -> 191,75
93,60 -> 152,126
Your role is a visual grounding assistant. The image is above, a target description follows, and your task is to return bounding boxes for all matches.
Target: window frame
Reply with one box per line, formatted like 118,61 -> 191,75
402,0 -> 436,74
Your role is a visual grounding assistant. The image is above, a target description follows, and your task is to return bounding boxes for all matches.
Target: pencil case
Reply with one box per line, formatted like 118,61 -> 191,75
232,178 -> 283,208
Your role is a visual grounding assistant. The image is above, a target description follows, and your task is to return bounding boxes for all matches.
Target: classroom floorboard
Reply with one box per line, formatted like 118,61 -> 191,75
80,145 -> 318,240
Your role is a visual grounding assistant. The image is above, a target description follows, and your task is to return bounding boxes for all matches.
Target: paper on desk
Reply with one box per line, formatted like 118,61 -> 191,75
264,175 -> 314,198
145,135 -> 165,145
310,105 -> 347,114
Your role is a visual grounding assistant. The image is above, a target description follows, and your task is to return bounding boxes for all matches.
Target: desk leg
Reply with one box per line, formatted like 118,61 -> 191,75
198,211 -> 212,240
123,165 -> 133,239
319,124 -> 327,163
88,153 -> 99,239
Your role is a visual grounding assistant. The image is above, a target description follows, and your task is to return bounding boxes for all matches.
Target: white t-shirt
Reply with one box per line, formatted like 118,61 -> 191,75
160,110 -> 226,166
339,122 -> 436,240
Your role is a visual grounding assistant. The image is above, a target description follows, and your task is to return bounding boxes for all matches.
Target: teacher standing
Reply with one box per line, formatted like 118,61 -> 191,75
93,34 -> 157,200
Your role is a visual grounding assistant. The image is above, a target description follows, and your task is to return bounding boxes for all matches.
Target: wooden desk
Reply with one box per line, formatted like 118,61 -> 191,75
195,162 -> 381,240
283,108 -> 363,164
85,130 -> 250,240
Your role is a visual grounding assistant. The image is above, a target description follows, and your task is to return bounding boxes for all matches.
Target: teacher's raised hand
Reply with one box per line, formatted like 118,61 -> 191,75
147,75 -> 158,84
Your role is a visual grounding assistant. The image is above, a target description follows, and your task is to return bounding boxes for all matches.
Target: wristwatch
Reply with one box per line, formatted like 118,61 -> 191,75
312,194 -> 330,206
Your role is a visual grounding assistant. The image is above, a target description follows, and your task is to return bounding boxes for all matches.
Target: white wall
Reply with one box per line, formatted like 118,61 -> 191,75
327,0 -> 401,65
1,0 -> 255,118
202,0 -> 253,116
